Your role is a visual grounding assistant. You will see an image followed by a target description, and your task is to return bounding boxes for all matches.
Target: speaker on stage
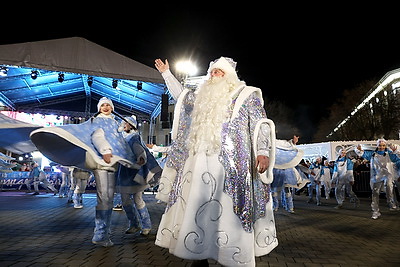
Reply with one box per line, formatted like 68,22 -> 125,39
161,94 -> 168,122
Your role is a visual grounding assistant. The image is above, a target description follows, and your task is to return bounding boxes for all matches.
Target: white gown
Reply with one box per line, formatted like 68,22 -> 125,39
155,153 -> 277,266
155,69 -> 278,266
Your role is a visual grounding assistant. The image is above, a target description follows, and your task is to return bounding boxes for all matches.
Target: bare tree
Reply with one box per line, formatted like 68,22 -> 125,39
264,99 -> 300,140
313,79 -> 378,141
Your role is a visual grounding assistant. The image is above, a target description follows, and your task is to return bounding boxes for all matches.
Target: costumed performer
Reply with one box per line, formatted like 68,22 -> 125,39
271,134 -> 305,213
71,167 -> 93,209
154,57 -> 278,267
308,157 -> 323,205
320,159 -> 332,199
56,165 -> 72,198
30,97 -> 141,247
354,139 -> 400,219
331,148 -> 359,209
116,115 -> 162,235
31,162 -> 58,195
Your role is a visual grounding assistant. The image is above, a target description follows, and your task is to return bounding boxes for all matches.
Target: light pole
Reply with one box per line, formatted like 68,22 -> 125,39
175,60 -> 198,85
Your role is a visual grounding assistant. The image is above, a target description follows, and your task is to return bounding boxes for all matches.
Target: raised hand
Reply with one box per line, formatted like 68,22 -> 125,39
155,59 -> 169,73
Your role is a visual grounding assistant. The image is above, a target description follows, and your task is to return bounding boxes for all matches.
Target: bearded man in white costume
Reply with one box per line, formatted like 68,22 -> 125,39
154,57 -> 278,267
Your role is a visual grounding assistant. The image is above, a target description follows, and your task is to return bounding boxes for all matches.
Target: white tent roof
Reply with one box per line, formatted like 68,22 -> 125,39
0,37 -> 166,120
0,37 -> 163,84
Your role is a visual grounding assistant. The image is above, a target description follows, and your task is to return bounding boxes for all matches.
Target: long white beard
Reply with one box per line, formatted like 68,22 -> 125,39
188,76 -> 238,155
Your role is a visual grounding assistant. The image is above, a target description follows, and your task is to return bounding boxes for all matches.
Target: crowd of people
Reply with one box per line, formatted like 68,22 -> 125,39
1,56 -> 399,267
12,162 -> 92,203
291,140 -> 400,220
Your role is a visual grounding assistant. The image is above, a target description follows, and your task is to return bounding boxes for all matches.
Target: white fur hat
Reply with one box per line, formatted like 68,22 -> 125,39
97,97 -> 114,112
377,138 -> 387,146
124,115 -> 137,129
207,56 -> 237,77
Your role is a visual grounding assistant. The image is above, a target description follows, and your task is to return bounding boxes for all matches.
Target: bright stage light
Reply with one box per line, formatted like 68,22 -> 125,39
31,70 -> 38,79
0,66 -> 8,76
58,73 -> 64,82
87,76 -> 93,86
112,79 -> 118,88
175,60 -> 198,76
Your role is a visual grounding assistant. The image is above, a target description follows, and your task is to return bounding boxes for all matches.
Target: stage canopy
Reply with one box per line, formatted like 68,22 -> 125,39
0,37 -> 166,121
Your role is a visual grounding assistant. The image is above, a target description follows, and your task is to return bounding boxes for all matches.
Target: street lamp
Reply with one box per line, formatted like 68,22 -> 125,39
175,60 -> 198,83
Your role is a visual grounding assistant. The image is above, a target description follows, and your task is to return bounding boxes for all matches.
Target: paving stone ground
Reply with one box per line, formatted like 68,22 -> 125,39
0,189 -> 399,267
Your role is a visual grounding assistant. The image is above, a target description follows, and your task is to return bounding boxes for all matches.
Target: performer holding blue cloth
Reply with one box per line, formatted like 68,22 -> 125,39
272,135 -> 305,213
116,115 -> 162,236
30,97 -> 141,247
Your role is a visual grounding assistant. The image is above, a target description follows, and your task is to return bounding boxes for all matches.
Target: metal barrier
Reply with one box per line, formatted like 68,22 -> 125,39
353,171 -> 371,193
0,171 -> 96,191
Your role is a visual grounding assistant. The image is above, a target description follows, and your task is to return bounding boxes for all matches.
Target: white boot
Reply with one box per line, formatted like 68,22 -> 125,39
73,193 -> 83,209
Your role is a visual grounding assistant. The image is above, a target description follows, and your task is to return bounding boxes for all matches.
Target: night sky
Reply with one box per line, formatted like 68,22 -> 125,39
1,4 -> 400,141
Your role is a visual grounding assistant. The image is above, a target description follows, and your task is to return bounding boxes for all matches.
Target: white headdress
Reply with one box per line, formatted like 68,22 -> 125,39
377,138 -> 387,146
118,115 -> 138,133
207,56 -> 238,77
124,115 -> 137,129
97,97 -> 114,112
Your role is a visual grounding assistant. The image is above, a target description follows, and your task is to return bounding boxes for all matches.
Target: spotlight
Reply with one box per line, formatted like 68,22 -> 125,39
58,73 -> 64,82
137,81 -> 142,90
31,70 -> 38,79
0,66 -> 8,76
87,76 -> 93,86
112,79 -> 118,88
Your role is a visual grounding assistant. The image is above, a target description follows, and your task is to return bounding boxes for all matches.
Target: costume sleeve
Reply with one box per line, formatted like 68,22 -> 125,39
331,172 -> 338,184
345,158 -> 355,182
359,150 -> 373,161
38,171 -> 46,181
347,158 -> 354,170
132,142 -> 147,165
355,146 -> 376,160
388,151 -> 400,165
297,164 -> 311,174
347,170 -> 354,182
332,163 -> 338,173
275,139 -> 293,150
152,145 -> 170,153
91,128 -> 112,155
33,168 -> 40,178
161,69 -> 183,101
254,118 -> 276,184
354,147 -> 364,157
256,123 -> 271,157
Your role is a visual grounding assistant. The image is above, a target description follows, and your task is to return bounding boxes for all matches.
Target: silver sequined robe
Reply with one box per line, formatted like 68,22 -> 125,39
155,82 -> 278,267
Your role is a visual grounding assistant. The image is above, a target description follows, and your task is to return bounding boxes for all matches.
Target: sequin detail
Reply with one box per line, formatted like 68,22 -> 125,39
220,92 -> 270,232
164,90 -> 194,209
165,89 -> 271,232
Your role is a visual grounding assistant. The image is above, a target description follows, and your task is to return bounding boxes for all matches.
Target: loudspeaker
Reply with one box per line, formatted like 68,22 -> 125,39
161,94 -> 168,121
162,121 -> 170,129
